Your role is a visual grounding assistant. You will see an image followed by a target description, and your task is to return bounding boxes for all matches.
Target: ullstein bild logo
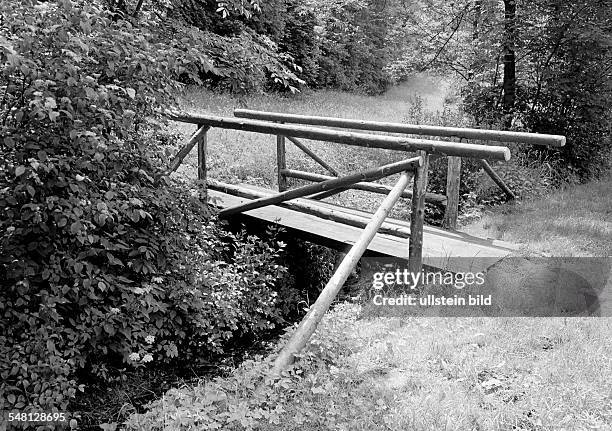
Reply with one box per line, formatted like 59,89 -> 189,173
362,257 -> 612,317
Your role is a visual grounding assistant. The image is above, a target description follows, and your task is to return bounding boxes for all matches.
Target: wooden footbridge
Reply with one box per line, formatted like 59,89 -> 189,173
166,108 -> 565,374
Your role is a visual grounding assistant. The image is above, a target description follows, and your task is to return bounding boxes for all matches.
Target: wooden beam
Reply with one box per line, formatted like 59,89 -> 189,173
197,127 -> 208,200
270,171 -> 413,375
165,126 -> 209,174
443,156 -> 461,230
168,112 -> 511,161
308,186 -> 351,200
283,168 -> 446,205
286,136 -> 339,176
479,159 -> 516,200
234,109 -> 566,147
197,129 -> 207,181
208,180 -> 412,238
218,157 -> 422,217
409,151 -> 429,276
277,135 -> 288,191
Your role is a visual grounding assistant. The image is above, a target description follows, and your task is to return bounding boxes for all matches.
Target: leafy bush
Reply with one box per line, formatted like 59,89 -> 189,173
125,303 -> 361,430
0,0 -> 296,413
166,0 -> 305,93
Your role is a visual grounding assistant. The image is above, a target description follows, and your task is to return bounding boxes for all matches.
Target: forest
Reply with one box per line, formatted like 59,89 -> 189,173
1,0 -> 611,429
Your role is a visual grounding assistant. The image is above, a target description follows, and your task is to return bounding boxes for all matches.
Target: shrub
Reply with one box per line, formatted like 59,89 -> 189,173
0,0 -> 294,413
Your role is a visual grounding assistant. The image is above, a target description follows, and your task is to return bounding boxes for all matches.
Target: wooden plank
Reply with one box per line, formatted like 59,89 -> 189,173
168,112 -> 512,160
479,159 -> 516,200
218,157 -> 422,217
409,151 -> 429,275
277,135 -> 287,191
234,109 -> 566,147
282,169 -> 447,205
286,136 -> 339,176
271,172 -> 413,375
443,156 -> 462,230
207,189 -> 517,273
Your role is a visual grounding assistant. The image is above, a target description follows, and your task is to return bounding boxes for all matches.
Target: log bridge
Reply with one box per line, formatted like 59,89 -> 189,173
166,108 -> 565,374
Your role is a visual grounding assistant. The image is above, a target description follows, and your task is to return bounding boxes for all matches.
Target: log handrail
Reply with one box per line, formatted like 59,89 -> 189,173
270,171 -> 414,375
234,109 -> 566,147
168,111 -> 511,161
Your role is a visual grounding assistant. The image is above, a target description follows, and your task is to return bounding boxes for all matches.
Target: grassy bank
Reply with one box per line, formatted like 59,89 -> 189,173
464,172 -> 612,257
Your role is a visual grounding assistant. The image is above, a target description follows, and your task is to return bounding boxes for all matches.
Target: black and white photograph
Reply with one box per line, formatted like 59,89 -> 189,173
1,0 -> 611,429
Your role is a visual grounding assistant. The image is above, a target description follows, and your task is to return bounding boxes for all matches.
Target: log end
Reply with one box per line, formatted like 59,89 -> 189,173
502,147 -> 511,161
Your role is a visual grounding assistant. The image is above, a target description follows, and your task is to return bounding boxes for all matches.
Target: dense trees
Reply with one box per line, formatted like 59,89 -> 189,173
388,0 -> 611,177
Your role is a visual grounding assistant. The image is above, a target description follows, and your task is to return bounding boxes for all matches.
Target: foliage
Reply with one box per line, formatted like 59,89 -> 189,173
0,0 -> 296,413
125,303 -> 361,431
166,0 -> 305,93
313,0 -> 391,94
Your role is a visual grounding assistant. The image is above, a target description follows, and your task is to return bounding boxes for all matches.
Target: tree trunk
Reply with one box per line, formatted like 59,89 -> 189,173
472,0 -> 482,41
502,0 -> 517,126
468,0 -> 482,81
133,0 -> 145,17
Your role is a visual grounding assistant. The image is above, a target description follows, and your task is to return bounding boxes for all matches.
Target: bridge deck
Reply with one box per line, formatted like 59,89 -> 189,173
209,185 -> 518,273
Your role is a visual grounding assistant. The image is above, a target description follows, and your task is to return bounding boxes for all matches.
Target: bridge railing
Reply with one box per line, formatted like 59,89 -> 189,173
166,111 -> 511,273
165,111 -> 517,376
233,109 -> 565,229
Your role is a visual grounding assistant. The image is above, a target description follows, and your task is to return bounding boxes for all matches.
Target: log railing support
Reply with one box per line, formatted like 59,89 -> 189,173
270,171 -> 413,375
282,169 -> 447,205
479,159 -> 516,200
208,180 -> 412,238
409,151 -> 430,277
218,157 -> 422,217
166,125 -> 209,175
287,136 -> 339,176
277,134 -> 288,192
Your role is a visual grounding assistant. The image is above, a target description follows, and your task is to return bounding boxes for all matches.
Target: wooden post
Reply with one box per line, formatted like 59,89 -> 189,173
197,127 -> 208,200
277,134 -> 287,191
409,151 -> 429,276
270,171 -> 413,375
443,155 -> 461,230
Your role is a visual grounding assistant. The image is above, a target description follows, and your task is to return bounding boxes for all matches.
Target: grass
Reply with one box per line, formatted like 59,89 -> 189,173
463,172 -> 612,257
127,304 -> 612,430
